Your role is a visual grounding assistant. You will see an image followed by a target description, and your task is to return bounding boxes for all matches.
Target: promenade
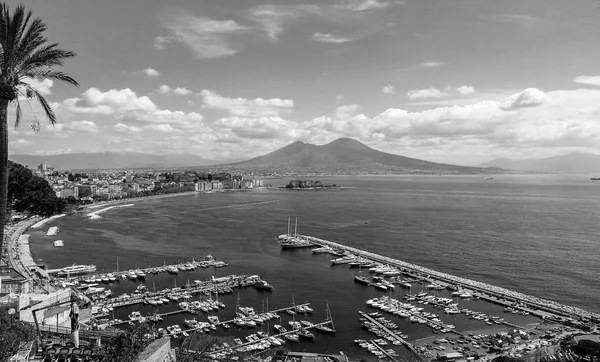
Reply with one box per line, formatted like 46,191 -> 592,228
4,217 -> 43,280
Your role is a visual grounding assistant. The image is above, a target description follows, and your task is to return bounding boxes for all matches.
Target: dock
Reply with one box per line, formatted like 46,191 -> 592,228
47,257 -> 227,279
359,311 -> 422,360
208,319 -> 335,355
95,274 -> 265,310
301,234 -> 599,322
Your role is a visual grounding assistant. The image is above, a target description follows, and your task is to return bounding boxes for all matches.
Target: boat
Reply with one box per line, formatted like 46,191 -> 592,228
46,226 -> 59,236
127,271 -> 137,280
331,255 -> 356,264
252,278 -> 274,291
284,333 -> 299,342
129,311 -> 144,322
315,301 -> 336,334
167,266 -> 179,274
53,240 -> 64,247
298,328 -> 315,339
57,264 -> 97,277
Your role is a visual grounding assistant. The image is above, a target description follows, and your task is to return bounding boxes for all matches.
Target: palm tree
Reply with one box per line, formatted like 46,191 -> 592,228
0,4 -> 78,256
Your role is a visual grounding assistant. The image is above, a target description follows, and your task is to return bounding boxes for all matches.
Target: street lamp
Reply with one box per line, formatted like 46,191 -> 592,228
8,308 -> 15,329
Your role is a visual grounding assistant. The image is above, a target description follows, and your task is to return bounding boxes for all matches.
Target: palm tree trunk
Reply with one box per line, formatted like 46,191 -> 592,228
0,98 -> 9,258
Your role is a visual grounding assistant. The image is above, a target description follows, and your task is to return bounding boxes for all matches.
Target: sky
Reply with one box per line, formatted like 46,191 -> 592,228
5,0 -> 600,165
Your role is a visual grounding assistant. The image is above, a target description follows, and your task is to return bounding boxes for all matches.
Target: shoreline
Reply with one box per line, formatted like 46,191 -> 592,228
5,217 -> 43,280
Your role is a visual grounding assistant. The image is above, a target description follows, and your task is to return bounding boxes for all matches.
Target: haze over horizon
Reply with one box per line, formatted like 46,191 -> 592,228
5,0 -> 600,165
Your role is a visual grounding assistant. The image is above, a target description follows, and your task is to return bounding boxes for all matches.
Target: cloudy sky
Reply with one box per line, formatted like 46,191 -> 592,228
7,0 -> 600,164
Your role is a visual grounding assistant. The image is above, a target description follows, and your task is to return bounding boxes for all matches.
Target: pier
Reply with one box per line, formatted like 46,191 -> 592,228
207,319 -> 335,355
47,257 -> 227,279
359,311 -> 422,360
94,274 -> 264,311
301,234 -> 599,322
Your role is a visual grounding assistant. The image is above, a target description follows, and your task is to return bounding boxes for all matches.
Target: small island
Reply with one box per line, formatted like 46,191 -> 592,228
285,180 -> 340,189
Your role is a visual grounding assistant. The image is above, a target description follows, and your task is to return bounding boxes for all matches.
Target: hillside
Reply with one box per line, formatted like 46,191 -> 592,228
234,138 -> 505,174
480,153 -> 600,174
9,152 -> 219,170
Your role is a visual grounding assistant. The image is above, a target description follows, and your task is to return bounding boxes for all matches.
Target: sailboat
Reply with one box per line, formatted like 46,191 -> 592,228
354,264 -> 370,285
315,301 -> 336,334
279,218 -> 314,249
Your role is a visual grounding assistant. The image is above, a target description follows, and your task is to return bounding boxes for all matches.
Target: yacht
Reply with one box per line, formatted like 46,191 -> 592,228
127,271 -> 137,280
298,328 -> 315,339
354,275 -> 370,285
57,264 -> 97,277
167,266 -> 179,274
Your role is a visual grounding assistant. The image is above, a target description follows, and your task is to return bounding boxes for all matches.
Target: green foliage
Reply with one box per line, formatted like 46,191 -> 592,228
572,339 -> 600,359
492,356 -> 526,362
0,308 -> 36,361
8,160 -> 66,216
99,323 -> 152,362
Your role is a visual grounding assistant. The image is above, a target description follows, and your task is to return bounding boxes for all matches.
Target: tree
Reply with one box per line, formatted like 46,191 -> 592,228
0,307 -> 36,361
0,4 -> 78,253
8,161 -> 65,216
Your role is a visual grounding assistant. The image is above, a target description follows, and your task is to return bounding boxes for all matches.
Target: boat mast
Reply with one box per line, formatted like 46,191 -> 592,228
326,299 -> 335,331
287,218 -> 290,236
294,217 -> 298,238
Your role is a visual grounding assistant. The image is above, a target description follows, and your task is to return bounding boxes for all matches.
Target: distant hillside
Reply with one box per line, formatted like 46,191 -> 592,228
233,138 -> 506,174
480,153 -> 600,174
9,152 -> 219,170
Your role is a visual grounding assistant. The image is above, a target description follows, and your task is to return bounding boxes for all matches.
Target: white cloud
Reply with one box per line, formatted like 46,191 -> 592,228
156,10 -> 248,58
456,85 -> 475,95
334,0 -> 390,11
21,78 -> 54,95
407,87 -> 447,100
336,95 -> 345,101
200,90 -> 294,117
115,123 -> 142,134
313,32 -> 354,43
335,104 -> 360,119
136,67 -> 161,77
157,85 -> 192,96
145,124 -> 179,133
573,76 -> 600,87
421,61 -> 444,68
63,120 -> 98,133
62,88 -> 158,116
499,88 -> 548,110
248,4 -> 319,40
216,116 -> 301,139
173,87 -> 192,96
382,85 -> 396,95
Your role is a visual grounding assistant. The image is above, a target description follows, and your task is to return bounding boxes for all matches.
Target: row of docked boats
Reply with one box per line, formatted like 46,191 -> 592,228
367,296 -> 457,333
354,339 -> 399,359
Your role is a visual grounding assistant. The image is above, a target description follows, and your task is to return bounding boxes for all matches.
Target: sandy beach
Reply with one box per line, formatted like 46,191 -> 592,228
86,203 -> 134,218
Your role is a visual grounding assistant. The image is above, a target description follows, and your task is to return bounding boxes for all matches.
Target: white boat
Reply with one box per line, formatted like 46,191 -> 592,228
167,266 -> 179,274
46,226 -> 59,236
57,264 -> 97,277
53,240 -> 64,247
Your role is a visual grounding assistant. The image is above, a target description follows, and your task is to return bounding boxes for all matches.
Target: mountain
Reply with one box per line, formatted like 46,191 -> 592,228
234,138 -> 503,174
479,153 -> 600,174
9,152 -> 220,170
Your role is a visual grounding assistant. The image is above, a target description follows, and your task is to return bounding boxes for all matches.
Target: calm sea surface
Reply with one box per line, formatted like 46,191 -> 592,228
28,175 -> 600,359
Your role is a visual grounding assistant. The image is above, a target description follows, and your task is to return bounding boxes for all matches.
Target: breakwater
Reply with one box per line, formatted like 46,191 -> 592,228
302,234 -> 599,322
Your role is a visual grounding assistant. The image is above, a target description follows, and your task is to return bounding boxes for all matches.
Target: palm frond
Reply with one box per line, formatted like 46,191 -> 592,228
14,100 -> 22,129
26,86 -> 56,125
24,69 -> 79,87
14,17 -> 47,65
19,43 -> 76,73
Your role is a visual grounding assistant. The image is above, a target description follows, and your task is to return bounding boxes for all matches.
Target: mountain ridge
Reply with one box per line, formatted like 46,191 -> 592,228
9,152 -> 220,170
479,153 -> 600,174
232,137 -> 505,174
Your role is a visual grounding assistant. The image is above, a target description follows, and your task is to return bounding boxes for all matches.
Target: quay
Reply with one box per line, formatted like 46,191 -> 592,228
96,274 -> 265,310
359,311 -> 422,360
46,257 -> 226,279
208,319 -> 335,355
301,234 -> 599,322
368,339 -> 399,362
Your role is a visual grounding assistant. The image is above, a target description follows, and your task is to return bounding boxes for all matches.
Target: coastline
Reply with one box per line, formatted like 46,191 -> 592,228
5,217 -> 43,280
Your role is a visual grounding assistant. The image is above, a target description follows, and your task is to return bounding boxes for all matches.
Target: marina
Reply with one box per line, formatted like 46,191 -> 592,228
293,233 -> 600,324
